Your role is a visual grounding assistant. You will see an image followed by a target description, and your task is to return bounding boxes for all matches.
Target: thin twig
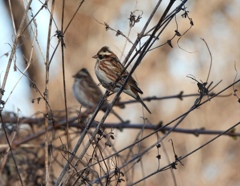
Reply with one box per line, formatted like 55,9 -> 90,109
45,1 -> 56,185
59,0 -> 70,160
201,38 -> 212,82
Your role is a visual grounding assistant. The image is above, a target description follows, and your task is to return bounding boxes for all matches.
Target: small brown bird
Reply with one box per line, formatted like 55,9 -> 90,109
92,46 -> 151,114
72,68 -> 125,122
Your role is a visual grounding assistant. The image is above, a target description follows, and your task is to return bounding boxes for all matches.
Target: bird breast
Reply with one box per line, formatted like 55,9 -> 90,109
95,61 -> 114,84
73,80 -> 95,108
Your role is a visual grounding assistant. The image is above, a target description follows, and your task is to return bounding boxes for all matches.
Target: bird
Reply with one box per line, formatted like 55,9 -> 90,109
72,68 -> 125,122
92,46 -> 151,114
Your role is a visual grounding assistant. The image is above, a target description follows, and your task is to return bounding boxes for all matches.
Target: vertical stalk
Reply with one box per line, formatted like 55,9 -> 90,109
45,1 -> 55,185
60,0 -> 70,158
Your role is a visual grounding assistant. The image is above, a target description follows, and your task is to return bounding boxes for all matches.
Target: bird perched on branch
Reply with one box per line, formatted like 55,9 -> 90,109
72,68 -> 125,122
92,46 -> 151,114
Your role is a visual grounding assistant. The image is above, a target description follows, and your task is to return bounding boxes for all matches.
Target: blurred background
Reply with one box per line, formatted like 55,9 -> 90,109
0,0 -> 239,185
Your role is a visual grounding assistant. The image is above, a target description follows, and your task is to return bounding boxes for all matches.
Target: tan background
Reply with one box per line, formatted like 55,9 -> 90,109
1,0 -> 240,185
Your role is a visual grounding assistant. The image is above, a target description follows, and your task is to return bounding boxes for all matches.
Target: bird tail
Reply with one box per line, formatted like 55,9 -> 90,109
136,95 -> 151,114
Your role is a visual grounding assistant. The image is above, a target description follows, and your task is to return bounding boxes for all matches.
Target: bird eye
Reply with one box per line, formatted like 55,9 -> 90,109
98,54 -> 103,59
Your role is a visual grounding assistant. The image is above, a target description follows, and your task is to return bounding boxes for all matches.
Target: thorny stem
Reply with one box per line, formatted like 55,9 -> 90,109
80,78 -> 240,184
131,121 -> 240,185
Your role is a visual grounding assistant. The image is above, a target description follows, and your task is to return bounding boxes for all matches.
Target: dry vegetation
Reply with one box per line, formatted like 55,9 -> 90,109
0,0 -> 240,186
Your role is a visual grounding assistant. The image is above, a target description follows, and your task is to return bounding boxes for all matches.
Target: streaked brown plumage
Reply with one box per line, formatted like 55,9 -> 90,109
72,68 -> 125,122
93,46 -> 151,114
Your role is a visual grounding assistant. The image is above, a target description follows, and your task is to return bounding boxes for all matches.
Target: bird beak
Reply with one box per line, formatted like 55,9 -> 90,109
92,54 -> 98,59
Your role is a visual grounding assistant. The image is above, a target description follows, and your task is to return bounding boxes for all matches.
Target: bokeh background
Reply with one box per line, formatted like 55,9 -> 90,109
0,0 -> 239,185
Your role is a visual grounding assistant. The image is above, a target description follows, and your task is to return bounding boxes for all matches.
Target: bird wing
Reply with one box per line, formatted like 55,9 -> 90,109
81,79 -> 103,104
111,58 -> 143,94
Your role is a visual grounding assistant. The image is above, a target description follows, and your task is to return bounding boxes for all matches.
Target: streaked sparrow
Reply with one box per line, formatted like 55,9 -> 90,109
72,68 -> 125,122
92,46 -> 151,114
